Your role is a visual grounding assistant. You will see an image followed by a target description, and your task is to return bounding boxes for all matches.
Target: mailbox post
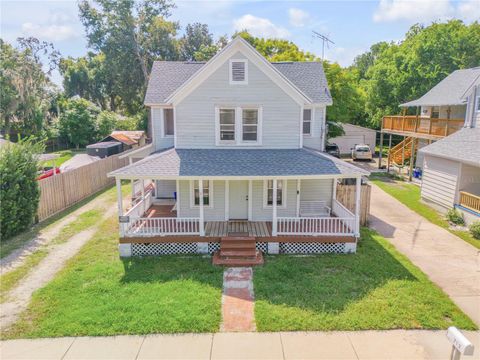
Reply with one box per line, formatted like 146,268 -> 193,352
447,327 -> 474,360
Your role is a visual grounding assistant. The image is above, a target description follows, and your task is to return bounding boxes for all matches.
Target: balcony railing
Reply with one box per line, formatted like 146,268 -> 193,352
459,191 -> 480,213
382,116 -> 464,137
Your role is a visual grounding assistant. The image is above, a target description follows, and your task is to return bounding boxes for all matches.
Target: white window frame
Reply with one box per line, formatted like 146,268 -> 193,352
161,107 -> 174,138
302,107 -> 313,136
215,106 -> 262,146
263,179 -> 287,209
229,59 -> 248,85
189,180 -> 214,209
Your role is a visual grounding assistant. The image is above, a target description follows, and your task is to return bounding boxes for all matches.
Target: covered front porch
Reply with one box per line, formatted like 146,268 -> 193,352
109,148 -> 369,256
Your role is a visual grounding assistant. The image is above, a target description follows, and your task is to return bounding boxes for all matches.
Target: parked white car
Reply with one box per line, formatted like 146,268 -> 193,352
351,144 -> 373,161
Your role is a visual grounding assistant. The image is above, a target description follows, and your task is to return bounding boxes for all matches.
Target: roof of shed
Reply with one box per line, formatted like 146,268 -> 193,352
419,127 -> 480,167
144,61 -> 332,105
401,67 -> 480,107
109,148 -> 368,178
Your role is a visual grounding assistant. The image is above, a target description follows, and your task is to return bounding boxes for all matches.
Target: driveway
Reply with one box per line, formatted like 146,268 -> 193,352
369,184 -> 480,326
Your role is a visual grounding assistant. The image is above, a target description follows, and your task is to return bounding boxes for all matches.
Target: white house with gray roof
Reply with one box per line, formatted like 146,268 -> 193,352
109,37 -> 368,263
416,70 -> 480,224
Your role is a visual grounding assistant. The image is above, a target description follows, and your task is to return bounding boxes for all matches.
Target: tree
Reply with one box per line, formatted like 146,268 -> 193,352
58,98 -> 99,148
96,110 -> 118,139
179,23 -> 213,61
78,0 -> 178,114
0,38 -> 59,137
0,138 -> 44,240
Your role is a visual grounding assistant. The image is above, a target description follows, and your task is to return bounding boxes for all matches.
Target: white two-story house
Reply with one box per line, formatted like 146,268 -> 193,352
109,37 -> 368,264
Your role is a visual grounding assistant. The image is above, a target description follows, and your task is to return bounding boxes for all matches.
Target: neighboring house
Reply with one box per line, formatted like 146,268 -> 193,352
380,67 -> 480,176
102,130 -> 147,152
418,81 -> 480,224
329,124 -> 377,155
109,37 -> 368,263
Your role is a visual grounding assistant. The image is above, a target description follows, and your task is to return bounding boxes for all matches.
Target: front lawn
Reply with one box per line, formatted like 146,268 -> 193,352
371,176 -> 480,249
3,217 -> 223,339
254,228 -> 476,331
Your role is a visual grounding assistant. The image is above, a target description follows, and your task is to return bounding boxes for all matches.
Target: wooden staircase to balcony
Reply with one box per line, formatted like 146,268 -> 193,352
388,137 -> 418,166
212,236 -> 264,266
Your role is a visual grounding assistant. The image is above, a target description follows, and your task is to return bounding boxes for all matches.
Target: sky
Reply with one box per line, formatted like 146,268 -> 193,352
2,0 -> 479,85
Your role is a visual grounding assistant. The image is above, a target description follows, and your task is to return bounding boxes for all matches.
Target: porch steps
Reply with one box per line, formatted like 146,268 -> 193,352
213,236 -> 264,267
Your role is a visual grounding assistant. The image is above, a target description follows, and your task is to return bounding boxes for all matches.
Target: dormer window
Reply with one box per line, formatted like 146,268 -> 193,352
229,59 -> 248,84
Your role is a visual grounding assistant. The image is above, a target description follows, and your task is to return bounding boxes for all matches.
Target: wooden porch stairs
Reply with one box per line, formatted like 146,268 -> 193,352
212,236 -> 264,266
388,137 -> 418,166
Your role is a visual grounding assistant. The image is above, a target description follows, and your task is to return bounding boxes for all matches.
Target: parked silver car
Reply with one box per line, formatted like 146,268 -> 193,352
351,144 -> 373,161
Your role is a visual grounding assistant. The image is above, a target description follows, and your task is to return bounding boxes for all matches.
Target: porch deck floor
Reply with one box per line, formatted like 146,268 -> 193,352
205,221 -> 271,237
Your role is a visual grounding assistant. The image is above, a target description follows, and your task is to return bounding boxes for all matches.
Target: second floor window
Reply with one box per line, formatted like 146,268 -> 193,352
242,109 -> 258,141
216,106 -> 262,146
303,109 -> 312,135
164,109 -> 174,136
220,109 -> 235,141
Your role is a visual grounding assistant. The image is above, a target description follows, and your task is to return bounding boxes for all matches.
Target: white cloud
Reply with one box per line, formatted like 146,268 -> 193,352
457,0 -> 480,22
289,8 -> 310,27
21,22 -> 77,42
373,0 -> 454,23
233,14 -> 290,39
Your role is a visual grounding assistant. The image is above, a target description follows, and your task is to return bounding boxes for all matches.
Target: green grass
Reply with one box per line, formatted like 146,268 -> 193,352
3,217 -> 223,339
254,228 -> 476,331
371,176 -> 480,249
0,209 -> 103,303
42,150 -> 85,168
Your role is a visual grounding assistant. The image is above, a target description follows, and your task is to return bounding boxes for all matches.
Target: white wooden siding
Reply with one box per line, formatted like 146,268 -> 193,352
175,51 -> 301,149
300,179 -> 334,207
421,155 -> 460,209
177,180 -> 226,221
155,180 -> 176,198
152,108 -> 174,150
302,107 -> 325,150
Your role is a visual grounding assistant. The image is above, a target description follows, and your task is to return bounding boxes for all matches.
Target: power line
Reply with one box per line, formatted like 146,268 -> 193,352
312,31 -> 334,61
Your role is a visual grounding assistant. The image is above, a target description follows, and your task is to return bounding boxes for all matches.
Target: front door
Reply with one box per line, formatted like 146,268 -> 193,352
229,181 -> 248,220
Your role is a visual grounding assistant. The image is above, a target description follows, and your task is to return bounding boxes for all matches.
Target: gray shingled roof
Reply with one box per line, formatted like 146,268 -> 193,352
144,61 -> 332,105
109,148 -> 367,178
401,67 -> 480,107
419,127 -> 480,167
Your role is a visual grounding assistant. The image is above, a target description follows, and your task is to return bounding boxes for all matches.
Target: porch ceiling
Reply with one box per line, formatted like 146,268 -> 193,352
108,148 -> 369,179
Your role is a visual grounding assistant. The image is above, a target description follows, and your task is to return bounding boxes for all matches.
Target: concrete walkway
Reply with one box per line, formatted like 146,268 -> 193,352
1,330 -> 479,359
369,184 -> 480,325
221,268 -> 255,332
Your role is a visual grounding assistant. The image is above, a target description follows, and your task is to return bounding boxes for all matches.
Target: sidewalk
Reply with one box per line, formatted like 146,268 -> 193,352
1,330 -> 479,359
369,184 -> 480,325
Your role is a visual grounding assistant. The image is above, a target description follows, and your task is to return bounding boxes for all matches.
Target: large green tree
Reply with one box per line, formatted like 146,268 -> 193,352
58,98 -> 100,148
78,0 -> 178,114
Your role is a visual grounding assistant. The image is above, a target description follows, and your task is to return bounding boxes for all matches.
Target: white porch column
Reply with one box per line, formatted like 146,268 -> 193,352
141,179 -> 145,215
116,178 -> 124,237
131,179 -> 135,200
296,179 -> 301,217
176,180 -> 180,217
332,177 -> 337,202
355,176 -> 361,236
199,179 -> 205,236
272,179 -> 278,236
224,180 -> 229,221
248,180 -> 253,221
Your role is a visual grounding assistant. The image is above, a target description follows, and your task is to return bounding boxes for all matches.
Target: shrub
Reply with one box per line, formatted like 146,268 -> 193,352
470,222 -> 480,240
0,139 -> 44,240
58,98 -> 99,148
446,208 -> 465,225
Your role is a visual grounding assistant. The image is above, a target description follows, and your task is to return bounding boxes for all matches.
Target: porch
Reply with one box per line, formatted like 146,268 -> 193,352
381,115 -> 464,139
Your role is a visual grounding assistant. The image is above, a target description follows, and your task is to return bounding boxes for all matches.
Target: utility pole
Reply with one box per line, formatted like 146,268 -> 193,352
312,31 -> 334,60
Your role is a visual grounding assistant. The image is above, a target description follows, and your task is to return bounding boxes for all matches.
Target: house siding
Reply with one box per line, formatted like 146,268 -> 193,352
152,107 -> 174,151
177,180 -> 226,221
303,107 -> 325,150
155,180 -> 176,198
300,179 -> 334,207
175,51 -> 301,149
421,155 -> 460,210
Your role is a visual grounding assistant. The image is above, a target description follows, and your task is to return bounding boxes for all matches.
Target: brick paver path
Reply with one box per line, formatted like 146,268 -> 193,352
220,267 -> 255,332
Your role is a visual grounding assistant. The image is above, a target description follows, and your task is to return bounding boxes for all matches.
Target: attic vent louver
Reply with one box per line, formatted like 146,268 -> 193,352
230,60 -> 247,84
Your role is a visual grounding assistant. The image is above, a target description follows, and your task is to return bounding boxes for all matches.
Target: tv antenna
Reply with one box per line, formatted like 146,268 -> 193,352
312,31 -> 334,61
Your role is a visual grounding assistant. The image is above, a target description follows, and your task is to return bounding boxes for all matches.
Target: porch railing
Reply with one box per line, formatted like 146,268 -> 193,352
125,217 -> 200,236
382,115 -> 464,137
459,191 -> 480,213
126,190 -> 153,218
276,217 -> 356,236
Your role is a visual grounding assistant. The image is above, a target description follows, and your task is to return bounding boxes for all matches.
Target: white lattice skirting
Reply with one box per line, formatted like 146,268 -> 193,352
126,241 -> 356,256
